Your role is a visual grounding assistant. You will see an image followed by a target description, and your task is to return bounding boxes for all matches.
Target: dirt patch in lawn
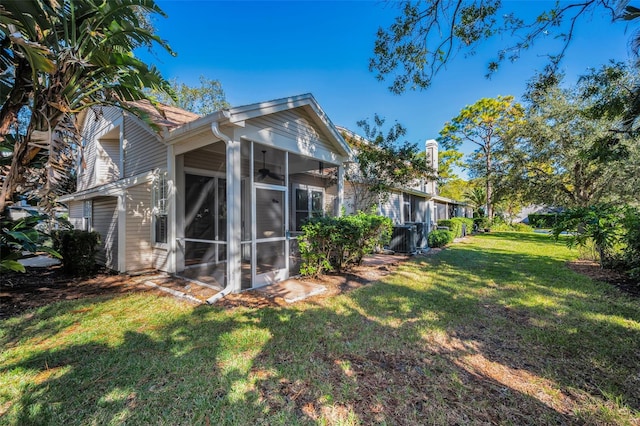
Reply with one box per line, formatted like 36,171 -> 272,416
567,259 -> 640,297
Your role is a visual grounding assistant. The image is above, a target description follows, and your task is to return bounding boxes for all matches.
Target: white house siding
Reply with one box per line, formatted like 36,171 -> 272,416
92,196 -> 118,270
78,107 -> 122,191
183,148 -> 226,172
96,138 -> 120,185
250,108 -> 335,154
380,192 -> 402,225
123,116 -> 167,177
67,200 -> 85,230
125,181 -> 154,272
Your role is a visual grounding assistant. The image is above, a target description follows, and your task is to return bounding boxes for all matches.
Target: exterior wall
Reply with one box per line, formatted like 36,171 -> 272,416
250,108 -> 335,154
92,196 -> 118,270
78,107 -> 122,191
125,181 -> 154,272
96,138 -> 120,185
123,115 -> 167,177
67,200 -> 85,230
379,192 -> 402,224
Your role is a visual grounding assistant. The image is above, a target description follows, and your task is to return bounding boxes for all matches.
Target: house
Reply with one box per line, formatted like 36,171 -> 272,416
339,130 -> 471,250
58,94 -> 351,293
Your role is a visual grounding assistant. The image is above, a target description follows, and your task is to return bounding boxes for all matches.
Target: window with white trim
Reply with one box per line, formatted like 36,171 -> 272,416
153,172 -> 168,244
293,184 -> 324,231
83,200 -> 93,231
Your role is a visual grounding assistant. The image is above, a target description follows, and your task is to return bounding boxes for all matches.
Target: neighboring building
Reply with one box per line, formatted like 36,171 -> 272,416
59,94 -> 351,293
338,128 -> 471,249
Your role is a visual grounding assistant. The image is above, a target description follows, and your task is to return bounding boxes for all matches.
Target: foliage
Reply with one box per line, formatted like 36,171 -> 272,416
299,212 -> 392,277
0,213 -> 61,273
438,217 -> 473,238
343,115 -> 435,212
552,204 -> 631,269
438,178 -> 470,200
489,221 -> 534,233
148,75 -> 230,115
621,210 -> 640,278
528,213 -> 560,229
508,63 -> 640,208
427,229 -> 454,247
370,0 -> 633,93
439,96 -> 524,218
52,230 -> 101,276
0,0 -> 174,213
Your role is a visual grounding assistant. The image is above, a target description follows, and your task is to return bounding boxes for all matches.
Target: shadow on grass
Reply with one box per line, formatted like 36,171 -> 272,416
1,232 -> 639,424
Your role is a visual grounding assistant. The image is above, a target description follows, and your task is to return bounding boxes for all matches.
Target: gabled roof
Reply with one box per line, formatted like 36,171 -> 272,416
127,99 -> 200,131
166,93 -> 352,157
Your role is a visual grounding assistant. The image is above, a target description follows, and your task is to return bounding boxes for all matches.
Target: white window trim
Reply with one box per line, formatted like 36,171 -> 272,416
152,170 -> 169,249
292,183 -> 325,231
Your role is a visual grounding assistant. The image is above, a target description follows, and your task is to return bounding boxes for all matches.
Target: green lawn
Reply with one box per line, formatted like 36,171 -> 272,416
1,232 -> 639,425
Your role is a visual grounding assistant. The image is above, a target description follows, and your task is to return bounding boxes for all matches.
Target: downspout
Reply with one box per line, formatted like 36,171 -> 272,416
207,120 -> 234,304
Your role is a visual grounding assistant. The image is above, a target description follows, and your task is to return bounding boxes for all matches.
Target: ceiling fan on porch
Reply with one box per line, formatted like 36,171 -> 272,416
257,150 -> 284,181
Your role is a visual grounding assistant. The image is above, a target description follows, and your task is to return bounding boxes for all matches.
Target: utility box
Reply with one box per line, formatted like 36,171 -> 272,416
389,225 -> 417,254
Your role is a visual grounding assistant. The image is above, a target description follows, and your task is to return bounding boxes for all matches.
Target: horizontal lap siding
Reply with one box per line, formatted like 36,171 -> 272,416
78,107 -> 121,191
96,138 -> 120,185
380,192 -> 402,225
250,108 -> 335,153
92,197 -> 118,270
68,200 -> 84,230
125,182 -> 154,272
124,116 -> 167,177
184,149 -> 226,172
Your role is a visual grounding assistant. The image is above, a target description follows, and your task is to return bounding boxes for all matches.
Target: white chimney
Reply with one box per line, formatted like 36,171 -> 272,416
426,139 -> 438,194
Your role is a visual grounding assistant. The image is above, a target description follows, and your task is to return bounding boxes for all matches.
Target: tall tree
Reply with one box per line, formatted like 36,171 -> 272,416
0,0 -> 174,213
509,63 -> 640,208
148,75 -> 230,115
342,115 -> 435,212
370,0 -> 635,94
436,148 -> 469,199
439,95 -> 523,218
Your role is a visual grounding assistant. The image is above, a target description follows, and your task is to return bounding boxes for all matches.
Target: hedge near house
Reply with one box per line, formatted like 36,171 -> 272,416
427,229 -> 455,248
437,217 -> 474,238
52,230 -> 100,276
299,212 -> 392,277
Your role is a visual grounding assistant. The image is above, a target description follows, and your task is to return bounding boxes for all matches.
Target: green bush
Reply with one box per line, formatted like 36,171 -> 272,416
52,230 -> 101,276
437,218 -> 474,238
428,229 -> 454,248
299,212 -> 392,277
528,213 -> 559,228
489,222 -> 534,232
0,213 -> 61,273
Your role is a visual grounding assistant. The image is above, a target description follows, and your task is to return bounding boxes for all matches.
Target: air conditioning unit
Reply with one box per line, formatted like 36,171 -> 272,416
389,225 -> 417,254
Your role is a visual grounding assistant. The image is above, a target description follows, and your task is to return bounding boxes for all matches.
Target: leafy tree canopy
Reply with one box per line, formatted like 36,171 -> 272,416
148,75 -> 230,115
371,0 -> 635,94
439,95 -> 524,218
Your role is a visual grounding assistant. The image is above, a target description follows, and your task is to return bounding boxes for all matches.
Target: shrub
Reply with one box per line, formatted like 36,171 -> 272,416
528,213 -> 559,228
437,218 -> 474,238
428,229 -> 454,248
0,213 -> 61,273
52,230 -> 101,276
299,212 -> 392,277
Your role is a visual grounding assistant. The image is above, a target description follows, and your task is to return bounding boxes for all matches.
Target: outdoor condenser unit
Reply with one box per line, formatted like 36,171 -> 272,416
389,225 -> 417,254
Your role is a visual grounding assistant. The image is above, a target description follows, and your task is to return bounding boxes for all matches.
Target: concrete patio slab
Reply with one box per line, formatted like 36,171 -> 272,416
254,279 -> 327,303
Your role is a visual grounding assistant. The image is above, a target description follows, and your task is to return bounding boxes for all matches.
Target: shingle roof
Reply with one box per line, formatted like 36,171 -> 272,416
126,99 -> 200,131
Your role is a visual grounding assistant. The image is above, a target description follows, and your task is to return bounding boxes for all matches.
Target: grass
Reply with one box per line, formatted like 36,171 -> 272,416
1,232 -> 639,425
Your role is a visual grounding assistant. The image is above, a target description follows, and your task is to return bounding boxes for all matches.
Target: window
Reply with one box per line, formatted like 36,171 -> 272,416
153,172 -> 168,244
83,200 -> 92,231
294,185 -> 324,231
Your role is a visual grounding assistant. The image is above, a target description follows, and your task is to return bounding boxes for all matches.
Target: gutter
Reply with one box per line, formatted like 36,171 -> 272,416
205,120 -> 234,305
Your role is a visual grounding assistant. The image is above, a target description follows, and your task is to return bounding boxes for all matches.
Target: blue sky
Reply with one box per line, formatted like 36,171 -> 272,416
140,1 -> 634,155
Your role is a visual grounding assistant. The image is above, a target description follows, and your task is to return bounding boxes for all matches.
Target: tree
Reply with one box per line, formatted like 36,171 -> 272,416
509,63 -> 640,208
439,95 -> 524,218
370,0 -> 636,94
0,0 -> 174,213
342,115 -> 435,212
148,75 -> 230,115
463,184 -> 485,215
436,148 -> 468,199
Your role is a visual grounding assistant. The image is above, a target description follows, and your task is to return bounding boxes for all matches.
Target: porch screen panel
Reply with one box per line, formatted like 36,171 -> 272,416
256,189 -> 285,238
256,240 -> 286,275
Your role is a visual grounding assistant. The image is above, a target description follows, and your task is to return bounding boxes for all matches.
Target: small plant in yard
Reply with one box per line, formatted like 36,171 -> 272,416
299,212 -> 392,277
427,229 -> 454,247
51,229 -> 100,276
0,213 -> 61,273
